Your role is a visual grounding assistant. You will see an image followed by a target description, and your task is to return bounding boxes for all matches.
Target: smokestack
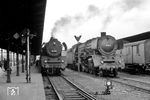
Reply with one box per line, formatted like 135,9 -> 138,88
101,32 -> 106,37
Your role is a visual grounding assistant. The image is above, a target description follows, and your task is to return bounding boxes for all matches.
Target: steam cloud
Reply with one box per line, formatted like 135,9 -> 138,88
43,0 -> 150,49
51,16 -> 71,37
50,0 -> 148,42
51,4 -> 101,37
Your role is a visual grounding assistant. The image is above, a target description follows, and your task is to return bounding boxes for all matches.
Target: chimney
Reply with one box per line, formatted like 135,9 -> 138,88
101,32 -> 106,37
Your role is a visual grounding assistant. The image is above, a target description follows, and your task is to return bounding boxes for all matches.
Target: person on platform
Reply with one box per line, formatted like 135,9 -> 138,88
3,59 -> 12,74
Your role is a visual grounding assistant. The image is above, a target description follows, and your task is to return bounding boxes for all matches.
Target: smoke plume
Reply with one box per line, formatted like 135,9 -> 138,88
50,0 -> 148,39
51,4 -> 101,37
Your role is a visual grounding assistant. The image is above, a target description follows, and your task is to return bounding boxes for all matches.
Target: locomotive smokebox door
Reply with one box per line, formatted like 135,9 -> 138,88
98,35 -> 118,56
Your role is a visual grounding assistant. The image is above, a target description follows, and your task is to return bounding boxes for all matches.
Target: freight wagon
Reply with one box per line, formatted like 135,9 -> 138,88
116,39 -> 150,73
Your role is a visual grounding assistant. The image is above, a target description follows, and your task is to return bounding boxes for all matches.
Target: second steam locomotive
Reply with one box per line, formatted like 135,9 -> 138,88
40,37 -> 67,75
67,32 -> 124,77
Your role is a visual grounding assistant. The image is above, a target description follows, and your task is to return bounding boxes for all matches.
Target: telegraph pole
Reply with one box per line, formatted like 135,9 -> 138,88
74,35 -> 81,72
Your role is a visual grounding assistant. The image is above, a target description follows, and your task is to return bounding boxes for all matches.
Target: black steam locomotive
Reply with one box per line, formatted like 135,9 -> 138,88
67,32 -> 124,77
40,37 -> 66,75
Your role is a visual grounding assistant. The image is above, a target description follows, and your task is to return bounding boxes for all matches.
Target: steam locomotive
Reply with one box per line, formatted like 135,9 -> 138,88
66,32 -> 124,77
40,37 -> 67,75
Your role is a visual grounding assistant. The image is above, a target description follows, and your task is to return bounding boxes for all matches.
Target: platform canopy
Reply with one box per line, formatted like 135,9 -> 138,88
0,0 -> 47,55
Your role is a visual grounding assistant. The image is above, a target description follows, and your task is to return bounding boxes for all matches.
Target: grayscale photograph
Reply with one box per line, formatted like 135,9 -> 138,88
0,0 -> 150,100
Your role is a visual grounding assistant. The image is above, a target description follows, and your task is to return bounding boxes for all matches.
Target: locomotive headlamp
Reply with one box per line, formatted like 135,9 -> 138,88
118,60 -> 122,64
44,60 -> 47,63
100,61 -> 104,64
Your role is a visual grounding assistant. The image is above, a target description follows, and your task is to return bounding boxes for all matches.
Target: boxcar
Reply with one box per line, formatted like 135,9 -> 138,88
117,39 -> 150,73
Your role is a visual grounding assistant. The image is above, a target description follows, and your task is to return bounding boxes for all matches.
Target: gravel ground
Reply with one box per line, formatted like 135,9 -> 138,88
62,69 -> 150,100
118,72 -> 150,84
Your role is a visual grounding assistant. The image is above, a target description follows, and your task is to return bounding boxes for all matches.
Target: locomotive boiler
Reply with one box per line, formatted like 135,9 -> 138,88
40,37 -> 66,75
67,32 -> 124,77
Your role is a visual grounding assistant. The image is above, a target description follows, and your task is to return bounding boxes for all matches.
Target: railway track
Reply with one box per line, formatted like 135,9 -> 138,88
46,75 -> 97,100
120,77 -> 150,86
43,76 -> 59,100
109,77 -> 150,94
118,72 -> 150,84
66,69 -> 150,94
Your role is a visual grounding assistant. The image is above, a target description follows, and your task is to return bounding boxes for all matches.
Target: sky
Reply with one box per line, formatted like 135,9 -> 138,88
42,0 -> 150,49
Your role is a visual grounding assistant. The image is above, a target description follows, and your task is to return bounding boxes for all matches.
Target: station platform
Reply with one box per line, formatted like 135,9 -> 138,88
0,64 -> 46,100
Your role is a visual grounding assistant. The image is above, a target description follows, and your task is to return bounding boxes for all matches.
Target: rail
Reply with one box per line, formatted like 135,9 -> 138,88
46,74 -> 97,100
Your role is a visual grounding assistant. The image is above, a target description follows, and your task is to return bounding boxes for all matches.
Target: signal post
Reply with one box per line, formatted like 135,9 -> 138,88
74,35 -> 81,72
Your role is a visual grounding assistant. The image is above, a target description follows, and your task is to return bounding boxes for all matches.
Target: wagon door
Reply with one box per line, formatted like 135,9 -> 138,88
124,45 -> 133,64
132,43 -> 145,64
145,39 -> 150,64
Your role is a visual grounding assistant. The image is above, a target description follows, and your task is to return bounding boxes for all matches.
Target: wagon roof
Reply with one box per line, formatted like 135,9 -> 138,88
118,31 -> 150,43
